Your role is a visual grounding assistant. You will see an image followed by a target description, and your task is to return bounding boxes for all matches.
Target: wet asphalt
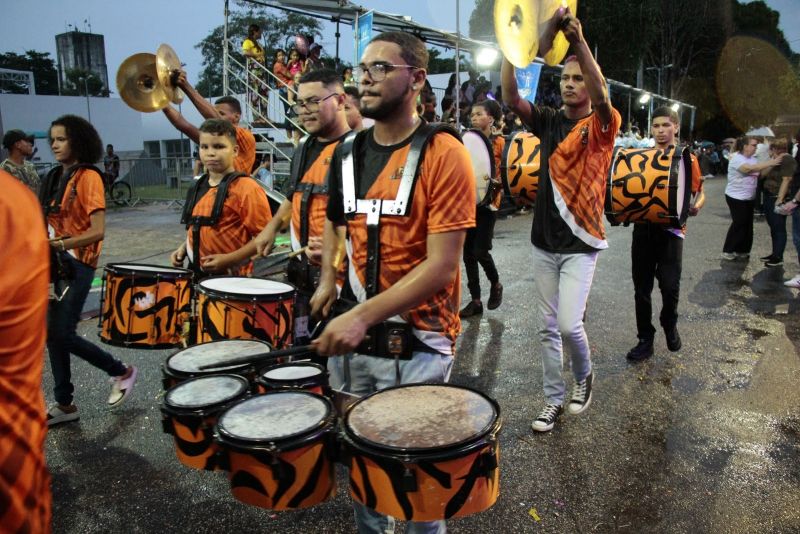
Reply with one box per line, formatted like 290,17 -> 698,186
44,176 -> 800,533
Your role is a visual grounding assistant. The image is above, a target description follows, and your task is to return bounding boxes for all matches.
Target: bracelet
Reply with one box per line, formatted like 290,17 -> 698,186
59,239 -> 66,252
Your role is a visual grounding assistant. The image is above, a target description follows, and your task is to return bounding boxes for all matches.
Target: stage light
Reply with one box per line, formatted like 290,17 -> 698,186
476,47 -> 499,67
671,102 -> 680,112
639,93 -> 651,104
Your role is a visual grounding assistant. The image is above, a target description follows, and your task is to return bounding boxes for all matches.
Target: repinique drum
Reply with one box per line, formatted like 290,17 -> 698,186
605,146 -> 691,228
501,131 -> 541,207
215,391 -> 337,510
162,339 -> 271,390
343,384 -> 502,521
255,361 -> 329,396
161,374 -> 249,471
99,263 -> 193,348
196,277 -> 295,348
463,129 -> 500,208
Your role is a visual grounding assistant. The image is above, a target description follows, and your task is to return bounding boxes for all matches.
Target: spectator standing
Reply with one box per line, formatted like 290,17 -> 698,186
342,66 -> 356,87
241,24 -> 268,118
252,153 -> 274,190
760,138 -> 797,267
287,48 -> 305,78
780,130 -> 800,288
304,43 -> 324,72
103,144 -> 120,189
343,85 -> 364,131
1,129 -> 39,194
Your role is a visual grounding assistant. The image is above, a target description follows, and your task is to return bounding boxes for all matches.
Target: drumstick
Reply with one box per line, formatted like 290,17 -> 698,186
249,242 -> 293,261
197,344 -> 315,370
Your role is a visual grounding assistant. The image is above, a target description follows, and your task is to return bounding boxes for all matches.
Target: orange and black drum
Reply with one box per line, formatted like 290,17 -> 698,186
501,131 -> 541,207
99,263 -> 193,348
161,374 -> 249,471
605,146 -> 692,228
255,361 -> 329,396
215,391 -> 337,510
342,383 -> 502,521
196,277 -> 295,348
161,339 -> 271,390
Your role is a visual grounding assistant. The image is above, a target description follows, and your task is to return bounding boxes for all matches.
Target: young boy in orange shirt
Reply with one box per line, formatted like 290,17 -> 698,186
171,119 -> 271,276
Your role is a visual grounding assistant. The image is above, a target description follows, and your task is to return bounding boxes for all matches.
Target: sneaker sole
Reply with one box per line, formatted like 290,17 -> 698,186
531,421 -> 555,432
567,393 -> 592,415
108,367 -> 139,408
47,414 -> 79,427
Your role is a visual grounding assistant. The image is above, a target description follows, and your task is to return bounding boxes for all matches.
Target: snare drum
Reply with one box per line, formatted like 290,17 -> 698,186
343,384 -> 502,521
463,129 -> 499,208
605,146 -> 691,227
196,277 -> 295,348
215,391 -> 337,510
100,263 -> 193,348
255,361 -> 329,395
501,131 -> 541,207
161,374 -> 249,470
162,339 -> 271,390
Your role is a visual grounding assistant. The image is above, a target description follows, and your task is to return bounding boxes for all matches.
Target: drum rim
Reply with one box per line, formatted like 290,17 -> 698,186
256,361 -> 327,384
104,262 -> 193,277
215,391 -> 335,449
196,275 -> 297,300
343,383 -> 502,457
165,339 -> 270,376
162,374 -> 250,415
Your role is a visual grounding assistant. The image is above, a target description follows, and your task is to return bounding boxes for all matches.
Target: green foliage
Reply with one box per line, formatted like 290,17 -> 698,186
468,0 -> 494,41
61,68 -> 106,97
195,5 -> 321,97
428,48 -> 456,74
0,50 -> 59,95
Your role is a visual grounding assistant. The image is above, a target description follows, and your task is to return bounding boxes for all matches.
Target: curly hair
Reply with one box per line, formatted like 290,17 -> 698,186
50,114 -> 103,164
199,118 -> 237,144
473,99 -> 503,122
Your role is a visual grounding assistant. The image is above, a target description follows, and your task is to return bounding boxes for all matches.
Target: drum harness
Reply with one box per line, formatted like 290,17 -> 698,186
180,171 -> 249,279
338,123 -> 461,384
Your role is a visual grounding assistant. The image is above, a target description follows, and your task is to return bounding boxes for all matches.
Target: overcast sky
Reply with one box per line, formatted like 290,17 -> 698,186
1,0 -> 797,94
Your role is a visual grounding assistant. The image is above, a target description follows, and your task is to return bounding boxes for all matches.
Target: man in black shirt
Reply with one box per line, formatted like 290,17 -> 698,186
502,10 -> 621,432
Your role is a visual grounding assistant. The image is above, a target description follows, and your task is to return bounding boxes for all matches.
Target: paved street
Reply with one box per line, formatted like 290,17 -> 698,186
44,176 -> 800,533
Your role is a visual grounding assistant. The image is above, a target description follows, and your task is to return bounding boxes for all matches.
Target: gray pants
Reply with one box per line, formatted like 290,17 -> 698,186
531,245 -> 597,405
328,351 -> 454,534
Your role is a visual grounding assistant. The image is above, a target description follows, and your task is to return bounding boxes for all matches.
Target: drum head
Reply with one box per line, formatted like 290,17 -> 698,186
199,277 -> 295,299
165,375 -> 248,410
462,130 -> 494,204
346,384 -> 498,453
262,363 -> 323,382
167,339 -> 269,374
107,263 -> 191,276
218,392 -> 330,442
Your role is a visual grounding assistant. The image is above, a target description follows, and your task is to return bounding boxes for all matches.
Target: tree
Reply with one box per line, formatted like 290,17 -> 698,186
0,50 -> 59,95
61,68 -> 106,97
468,0 -> 494,41
428,48 -> 456,74
196,3 -> 321,97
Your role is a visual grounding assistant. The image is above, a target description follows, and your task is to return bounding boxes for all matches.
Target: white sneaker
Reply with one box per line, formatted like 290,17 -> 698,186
108,365 -> 138,407
720,252 -> 736,260
784,275 -> 800,289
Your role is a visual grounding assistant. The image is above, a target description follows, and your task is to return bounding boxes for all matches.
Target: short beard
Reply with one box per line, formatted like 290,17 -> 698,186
360,85 -> 411,121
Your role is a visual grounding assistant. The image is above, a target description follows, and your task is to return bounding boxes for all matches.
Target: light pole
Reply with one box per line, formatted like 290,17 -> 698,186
80,75 -> 92,122
645,63 -> 673,97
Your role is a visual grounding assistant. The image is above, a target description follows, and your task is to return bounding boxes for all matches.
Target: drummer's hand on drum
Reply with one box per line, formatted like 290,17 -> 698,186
309,279 -> 337,320
254,227 -> 276,257
171,244 -> 186,267
306,236 -> 323,266
200,254 -> 231,274
311,309 -> 368,357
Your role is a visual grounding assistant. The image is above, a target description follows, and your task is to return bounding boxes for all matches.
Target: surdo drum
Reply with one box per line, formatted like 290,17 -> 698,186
605,146 -> 692,228
161,339 -> 271,390
99,263 -> 193,348
462,129 -> 501,209
215,391 -> 337,510
161,374 -> 250,471
342,384 -> 502,521
501,131 -> 541,207
196,277 -> 295,348
255,361 -> 329,396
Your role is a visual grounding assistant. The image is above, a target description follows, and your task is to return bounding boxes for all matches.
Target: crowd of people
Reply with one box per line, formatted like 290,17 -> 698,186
4,8 -> 800,534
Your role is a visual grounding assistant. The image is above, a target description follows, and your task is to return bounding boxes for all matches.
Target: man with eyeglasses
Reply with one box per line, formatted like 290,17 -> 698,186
310,31 -> 475,534
501,9 -> 621,432
255,69 -> 350,350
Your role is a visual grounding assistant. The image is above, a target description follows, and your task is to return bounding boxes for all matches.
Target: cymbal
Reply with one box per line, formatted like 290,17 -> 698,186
541,0 -> 577,66
156,43 -> 184,104
116,53 -> 171,113
494,0 -> 538,69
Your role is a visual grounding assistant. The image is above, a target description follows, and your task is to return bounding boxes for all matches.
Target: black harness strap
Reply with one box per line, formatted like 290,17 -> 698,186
40,164 -> 103,216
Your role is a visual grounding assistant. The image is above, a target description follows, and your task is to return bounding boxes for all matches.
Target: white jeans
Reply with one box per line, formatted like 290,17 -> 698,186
531,245 -> 597,405
328,351 -> 454,534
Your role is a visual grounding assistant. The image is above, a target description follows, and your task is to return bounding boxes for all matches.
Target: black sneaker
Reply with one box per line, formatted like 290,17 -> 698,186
459,300 -> 483,318
626,338 -> 654,361
665,327 -> 682,352
760,254 -> 774,261
765,258 -> 784,267
487,282 -> 503,310
531,404 -> 563,432
567,372 -> 593,415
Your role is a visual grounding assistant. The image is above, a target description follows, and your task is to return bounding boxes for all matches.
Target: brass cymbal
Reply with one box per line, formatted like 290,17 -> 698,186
494,0 -> 538,69
156,43 -> 184,104
116,53 -> 171,113
541,0 -> 577,66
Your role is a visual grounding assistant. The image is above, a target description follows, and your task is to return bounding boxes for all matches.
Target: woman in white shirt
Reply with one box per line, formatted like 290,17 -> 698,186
722,136 -> 780,259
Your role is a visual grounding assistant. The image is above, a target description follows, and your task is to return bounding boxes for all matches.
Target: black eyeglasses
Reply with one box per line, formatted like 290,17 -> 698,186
291,93 -> 340,114
355,63 -> 418,81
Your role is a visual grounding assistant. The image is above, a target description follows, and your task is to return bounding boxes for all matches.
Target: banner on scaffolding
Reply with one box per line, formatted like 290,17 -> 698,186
354,10 -> 374,64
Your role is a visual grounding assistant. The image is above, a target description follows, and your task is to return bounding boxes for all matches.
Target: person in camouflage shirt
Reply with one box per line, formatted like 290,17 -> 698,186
2,129 -> 40,194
